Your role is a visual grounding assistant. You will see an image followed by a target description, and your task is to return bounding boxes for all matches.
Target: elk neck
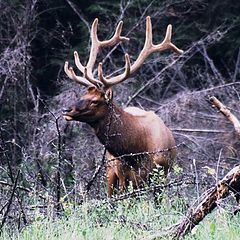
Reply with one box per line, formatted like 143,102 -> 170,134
89,101 -> 148,157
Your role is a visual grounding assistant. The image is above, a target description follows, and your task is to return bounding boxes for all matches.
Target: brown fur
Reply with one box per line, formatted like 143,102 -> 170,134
63,87 -> 176,197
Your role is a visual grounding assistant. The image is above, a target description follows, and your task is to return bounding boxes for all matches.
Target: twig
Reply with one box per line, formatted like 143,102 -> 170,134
39,98 -> 63,212
216,148 -> 223,182
64,0 -> 90,32
0,202 -> 8,216
55,115 -> 63,212
85,148 -> 107,194
0,170 -> 20,233
233,47 -> 240,82
192,159 -> 200,201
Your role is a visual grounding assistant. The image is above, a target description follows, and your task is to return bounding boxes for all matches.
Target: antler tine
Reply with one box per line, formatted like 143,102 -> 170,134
130,16 -> 183,75
144,15 -> 153,49
154,24 -> 184,54
74,51 -> 85,73
86,18 -> 129,82
129,16 -> 153,75
163,24 -> 172,44
85,18 -> 100,79
98,53 -> 131,88
64,61 -> 93,87
100,21 -> 130,47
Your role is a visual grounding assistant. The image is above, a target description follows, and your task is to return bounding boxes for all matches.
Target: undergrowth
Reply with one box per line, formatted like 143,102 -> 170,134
1,193 -> 239,240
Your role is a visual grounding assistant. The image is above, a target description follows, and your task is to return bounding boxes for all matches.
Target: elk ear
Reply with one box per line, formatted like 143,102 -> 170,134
104,88 -> 113,103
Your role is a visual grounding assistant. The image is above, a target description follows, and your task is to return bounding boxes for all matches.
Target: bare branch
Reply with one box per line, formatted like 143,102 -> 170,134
209,96 -> 240,136
0,170 -> 20,233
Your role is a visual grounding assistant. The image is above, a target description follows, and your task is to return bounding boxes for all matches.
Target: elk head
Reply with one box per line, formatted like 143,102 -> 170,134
63,86 -> 113,123
63,16 -> 183,124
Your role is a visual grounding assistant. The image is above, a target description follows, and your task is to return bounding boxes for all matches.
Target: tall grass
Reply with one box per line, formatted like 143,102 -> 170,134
186,211 -> 240,240
1,194 -> 239,240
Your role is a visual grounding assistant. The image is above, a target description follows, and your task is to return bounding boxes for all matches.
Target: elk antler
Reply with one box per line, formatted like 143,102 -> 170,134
64,16 -> 183,89
64,18 -> 129,88
130,16 -> 183,74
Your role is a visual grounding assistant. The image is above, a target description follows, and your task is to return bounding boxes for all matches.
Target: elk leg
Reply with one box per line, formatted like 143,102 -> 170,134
118,175 -> 126,193
107,167 -> 118,197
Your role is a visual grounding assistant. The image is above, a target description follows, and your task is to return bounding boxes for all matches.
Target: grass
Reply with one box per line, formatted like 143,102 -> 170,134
186,211 -> 240,240
1,194 -> 239,240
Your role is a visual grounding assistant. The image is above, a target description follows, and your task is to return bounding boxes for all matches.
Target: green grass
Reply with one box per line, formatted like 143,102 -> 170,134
186,212 -> 240,240
1,195 -> 239,240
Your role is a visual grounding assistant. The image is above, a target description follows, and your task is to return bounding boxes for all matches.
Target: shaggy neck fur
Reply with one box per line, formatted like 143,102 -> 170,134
89,102 -> 148,157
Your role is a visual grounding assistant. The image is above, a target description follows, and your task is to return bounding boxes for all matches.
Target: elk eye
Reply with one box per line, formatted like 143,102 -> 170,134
90,100 -> 99,106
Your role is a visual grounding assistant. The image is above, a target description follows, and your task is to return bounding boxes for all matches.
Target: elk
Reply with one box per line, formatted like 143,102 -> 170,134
63,16 -> 183,197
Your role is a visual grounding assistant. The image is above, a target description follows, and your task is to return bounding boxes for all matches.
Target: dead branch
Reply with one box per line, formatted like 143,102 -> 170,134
0,170 -> 20,233
64,0 -> 90,32
143,165 -> 240,240
172,128 -> 227,133
0,181 -> 31,193
209,96 -> 240,136
40,98 -> 63,212
84,148 -> 107,194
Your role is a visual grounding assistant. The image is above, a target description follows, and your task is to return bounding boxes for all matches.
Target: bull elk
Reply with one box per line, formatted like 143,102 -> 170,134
63,16 -> 183,197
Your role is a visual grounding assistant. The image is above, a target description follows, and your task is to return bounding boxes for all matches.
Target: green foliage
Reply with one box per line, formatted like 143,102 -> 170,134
149,166 -> 165,185
1,196 -> 183,240
173,164 -> 183,176
1,197 -> 240,240
186,212 -> 240,240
